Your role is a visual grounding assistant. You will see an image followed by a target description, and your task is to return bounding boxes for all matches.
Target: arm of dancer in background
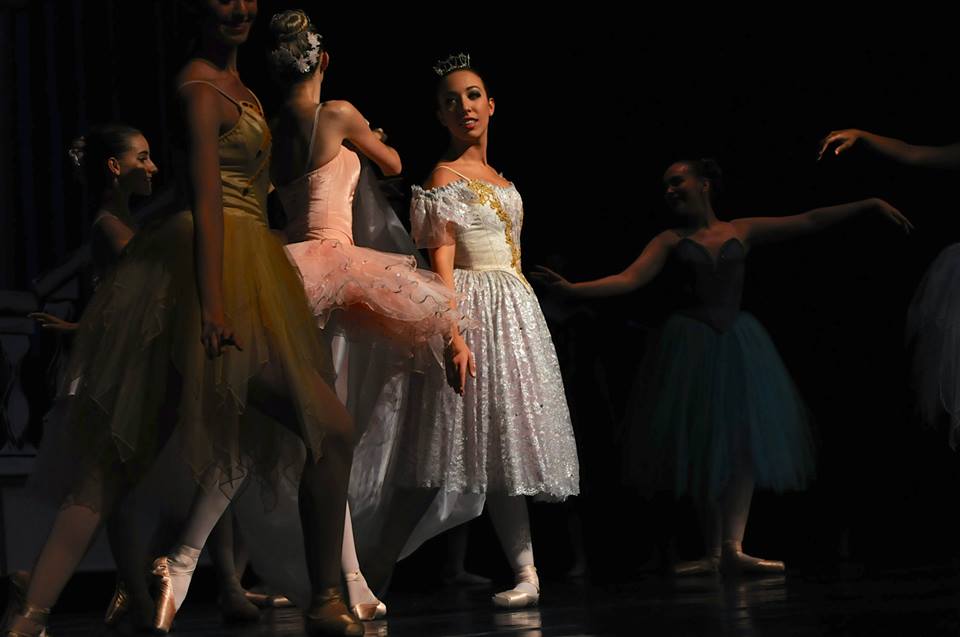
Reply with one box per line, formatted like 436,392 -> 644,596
530,230 -> 676,298
819,129 -> 960,169
533,199 -> 912,296
29,212 -> 136,332
733,198 -> 912,247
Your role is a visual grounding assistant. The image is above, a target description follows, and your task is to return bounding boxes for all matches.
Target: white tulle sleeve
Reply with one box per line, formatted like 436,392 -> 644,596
409,183 -> 476,249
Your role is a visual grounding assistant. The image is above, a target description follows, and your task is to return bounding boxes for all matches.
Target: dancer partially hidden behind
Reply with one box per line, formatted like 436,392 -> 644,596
34,124 -> 285,626
819,129 -> 960,448
366,54 -> 580,609
532,158 -> 912,575
16,124 -> 161,631
265,9 -> 466,621
3,0 -> 363,635
29,125 -> 152,333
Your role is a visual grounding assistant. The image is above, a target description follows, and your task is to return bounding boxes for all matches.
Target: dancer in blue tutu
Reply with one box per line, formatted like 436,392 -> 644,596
532,158 -> 912,575
819,129 -> 960,448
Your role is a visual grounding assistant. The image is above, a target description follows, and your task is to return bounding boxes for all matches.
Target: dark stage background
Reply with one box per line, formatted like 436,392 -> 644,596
2,1 -> 960,598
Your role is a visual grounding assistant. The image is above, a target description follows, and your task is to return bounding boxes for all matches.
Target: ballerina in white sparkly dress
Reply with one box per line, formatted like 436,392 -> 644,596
366,54 -> 580,610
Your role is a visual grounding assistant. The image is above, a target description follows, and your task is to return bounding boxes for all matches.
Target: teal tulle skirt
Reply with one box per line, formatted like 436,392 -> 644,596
624,311 -> 816,502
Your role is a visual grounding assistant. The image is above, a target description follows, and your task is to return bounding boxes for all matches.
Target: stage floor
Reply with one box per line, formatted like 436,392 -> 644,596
39,565 -> 960,636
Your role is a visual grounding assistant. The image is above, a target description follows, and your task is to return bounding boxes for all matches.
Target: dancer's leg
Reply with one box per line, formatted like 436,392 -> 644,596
7,506 -> 103,634
341,503 -> 385,619
718,466 -> 784,574
297,402 -> 364,635
154,474 -> 243,616
105,504 -> 155,626
486,495 -> 538,608
208,510 -> 259,622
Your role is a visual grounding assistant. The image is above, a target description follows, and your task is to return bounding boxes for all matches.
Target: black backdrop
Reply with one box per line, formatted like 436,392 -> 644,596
3,2 -> 960,585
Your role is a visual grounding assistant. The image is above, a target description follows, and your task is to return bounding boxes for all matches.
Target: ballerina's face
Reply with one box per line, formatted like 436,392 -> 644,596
109,134 -> 159,197
436,70 -> 495,142
663,162 -> 710,219
202,0 -> 257,47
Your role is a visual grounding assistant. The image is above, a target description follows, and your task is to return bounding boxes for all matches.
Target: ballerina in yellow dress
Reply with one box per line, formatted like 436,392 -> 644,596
4,2 -> 362,636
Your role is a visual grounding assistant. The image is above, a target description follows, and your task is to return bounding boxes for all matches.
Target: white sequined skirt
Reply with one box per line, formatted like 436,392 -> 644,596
397,267 -> 580,499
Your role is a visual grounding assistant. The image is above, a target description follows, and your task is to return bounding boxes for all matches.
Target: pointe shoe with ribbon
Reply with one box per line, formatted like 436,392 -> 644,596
150,545 -> 201,634
343,571 -> 386,621
304,587 -> 364,636
2,572 -> 48,637
103,579 -> 130,626
3,605 -> 49,637
150,557 -> 177,634
719,541 -> 785,575
492,564 -> 540,609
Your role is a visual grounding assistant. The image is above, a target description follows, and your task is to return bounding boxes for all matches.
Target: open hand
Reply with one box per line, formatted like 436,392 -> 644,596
818,129 -> 865,161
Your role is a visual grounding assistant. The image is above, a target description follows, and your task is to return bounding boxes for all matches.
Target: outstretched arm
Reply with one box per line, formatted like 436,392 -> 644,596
734,197 -> 912,249
819,129 -> 960,169
531,230 -> 676,298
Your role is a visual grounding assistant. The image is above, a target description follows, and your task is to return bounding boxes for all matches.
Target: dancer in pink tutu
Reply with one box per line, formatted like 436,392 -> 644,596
265,10 -> 467,621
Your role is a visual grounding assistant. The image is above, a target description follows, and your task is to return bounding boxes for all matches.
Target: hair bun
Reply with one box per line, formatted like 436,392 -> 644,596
270,10 -> 309,41
267,11 -> 323,78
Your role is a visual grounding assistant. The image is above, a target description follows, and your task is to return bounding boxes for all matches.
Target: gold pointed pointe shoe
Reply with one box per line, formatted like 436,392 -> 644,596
719,541 -> 785,576
304,587 -> 363,636
103,580 -> 130,626
150,557 -> 177,634
351,601 -> 386,622
492,565 -> 540,609
344,571 -> 386,621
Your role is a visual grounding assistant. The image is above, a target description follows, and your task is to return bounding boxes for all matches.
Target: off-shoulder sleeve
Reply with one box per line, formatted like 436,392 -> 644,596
409,184 -> 475,249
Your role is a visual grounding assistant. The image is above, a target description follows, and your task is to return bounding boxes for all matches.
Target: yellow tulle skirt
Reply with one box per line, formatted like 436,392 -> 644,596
31,209 -> 349,511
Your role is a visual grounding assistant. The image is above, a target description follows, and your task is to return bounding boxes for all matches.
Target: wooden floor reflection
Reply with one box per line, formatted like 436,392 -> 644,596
45,566 -> 960,636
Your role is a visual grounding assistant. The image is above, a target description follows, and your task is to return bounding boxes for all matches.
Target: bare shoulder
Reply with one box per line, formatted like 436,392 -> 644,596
422,163 -> 465,190
729,217 -> 757,234
318,99 -> 359,121
653,228 -> 682,250
175,59 -> 221,88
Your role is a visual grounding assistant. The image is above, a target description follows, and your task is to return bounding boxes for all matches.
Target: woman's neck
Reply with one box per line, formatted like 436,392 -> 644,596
194,38 -> 239,74
288,73 -> 323,106
99,188 -> 131,220
444,135 -> 488,166
685,207 -> 721,232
